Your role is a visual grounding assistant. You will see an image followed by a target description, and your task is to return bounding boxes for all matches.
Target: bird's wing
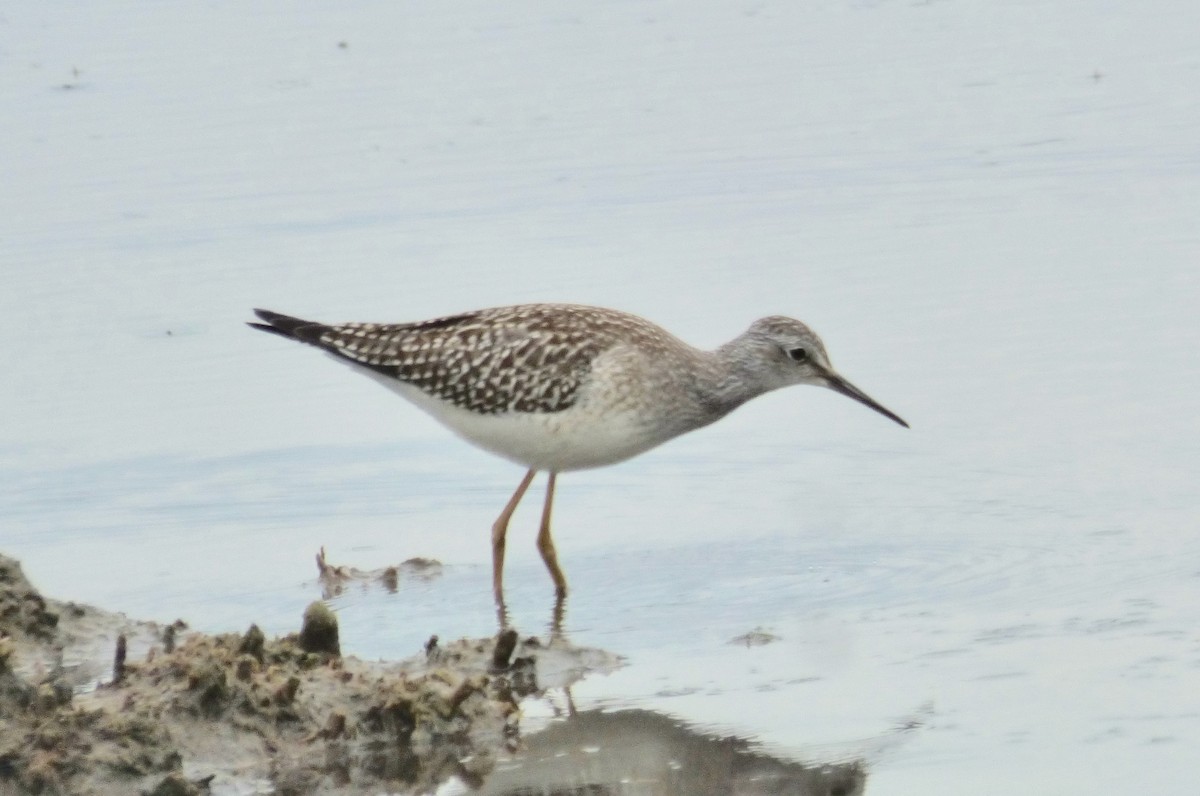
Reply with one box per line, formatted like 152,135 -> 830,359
251,307 -> 602,414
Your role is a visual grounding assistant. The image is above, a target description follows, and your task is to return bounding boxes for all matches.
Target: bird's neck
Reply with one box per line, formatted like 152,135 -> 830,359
695,340 -> 771,417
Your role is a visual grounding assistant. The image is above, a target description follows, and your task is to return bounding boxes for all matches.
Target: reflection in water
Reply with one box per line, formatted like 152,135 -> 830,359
453,593 -> 864,795
478,709 -> 866,796
498,591 -> 568,639
315,546 -> 444,600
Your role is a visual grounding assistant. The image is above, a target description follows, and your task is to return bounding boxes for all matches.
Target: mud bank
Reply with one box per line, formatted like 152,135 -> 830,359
0,553 -> 609,795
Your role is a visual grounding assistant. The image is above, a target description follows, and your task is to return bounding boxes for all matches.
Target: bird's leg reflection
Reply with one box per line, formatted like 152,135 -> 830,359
494,585 -> 567,637
550,590 -> 567,640
495,596 -> 511,631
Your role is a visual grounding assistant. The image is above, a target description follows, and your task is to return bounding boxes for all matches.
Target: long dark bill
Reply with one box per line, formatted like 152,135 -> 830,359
824,373 -> 909,428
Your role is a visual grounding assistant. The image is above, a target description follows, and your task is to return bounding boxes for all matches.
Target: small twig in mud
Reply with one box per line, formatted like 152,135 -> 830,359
162,619 -> 187,653
112,634 -> 126,684
491,629 -> 519,671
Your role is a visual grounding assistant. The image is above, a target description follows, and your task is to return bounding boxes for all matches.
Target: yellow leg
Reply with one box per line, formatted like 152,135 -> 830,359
492,469 -> 536,604
536,472 -> 568,598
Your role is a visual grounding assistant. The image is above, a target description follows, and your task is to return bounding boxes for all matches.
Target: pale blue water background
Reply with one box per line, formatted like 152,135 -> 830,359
2,2 -> 1199,792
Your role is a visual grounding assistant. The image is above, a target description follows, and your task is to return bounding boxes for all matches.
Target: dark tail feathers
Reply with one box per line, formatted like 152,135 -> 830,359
247,309 -> 328,344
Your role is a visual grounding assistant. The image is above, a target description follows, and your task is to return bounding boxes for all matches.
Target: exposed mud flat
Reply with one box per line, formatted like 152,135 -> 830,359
0,553 -> 615,795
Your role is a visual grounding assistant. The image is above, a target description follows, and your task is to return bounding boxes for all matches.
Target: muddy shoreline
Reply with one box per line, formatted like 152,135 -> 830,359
0,553 -> 607,795
1,551 -> 873,796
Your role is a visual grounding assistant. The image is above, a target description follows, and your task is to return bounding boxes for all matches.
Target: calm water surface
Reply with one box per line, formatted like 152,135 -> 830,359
2,2 -> 1198,793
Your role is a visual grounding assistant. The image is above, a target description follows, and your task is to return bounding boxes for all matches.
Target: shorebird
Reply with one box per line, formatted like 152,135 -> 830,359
249,304 -> 907,603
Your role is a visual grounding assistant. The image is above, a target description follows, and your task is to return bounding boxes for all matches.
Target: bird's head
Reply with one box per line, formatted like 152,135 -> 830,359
740,316 -> 908,428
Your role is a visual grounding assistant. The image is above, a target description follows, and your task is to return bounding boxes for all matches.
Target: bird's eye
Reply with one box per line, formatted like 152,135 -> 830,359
787,347 -> 808,362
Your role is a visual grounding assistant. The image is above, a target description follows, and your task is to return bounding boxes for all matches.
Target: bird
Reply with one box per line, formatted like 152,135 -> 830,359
248,303 -> 907,604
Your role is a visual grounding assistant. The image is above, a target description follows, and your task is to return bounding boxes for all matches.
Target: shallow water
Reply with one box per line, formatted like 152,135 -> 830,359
3,1 -> 1199,793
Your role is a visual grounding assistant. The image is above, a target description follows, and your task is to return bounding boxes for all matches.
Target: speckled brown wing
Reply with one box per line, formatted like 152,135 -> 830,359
251,307 -> 607,415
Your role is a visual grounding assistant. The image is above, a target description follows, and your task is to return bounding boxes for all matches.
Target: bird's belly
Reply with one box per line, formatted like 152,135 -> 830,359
356,365 -> 666,471
440,404 -> 661,471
